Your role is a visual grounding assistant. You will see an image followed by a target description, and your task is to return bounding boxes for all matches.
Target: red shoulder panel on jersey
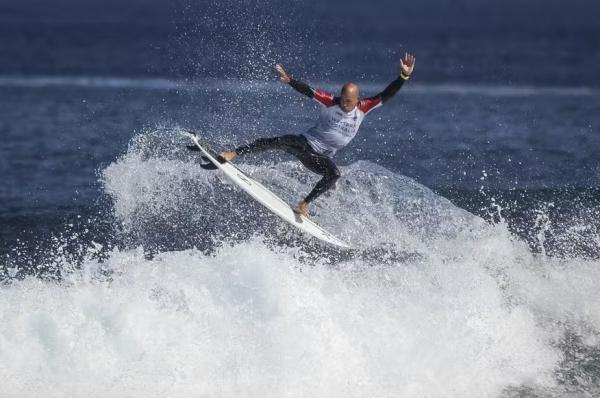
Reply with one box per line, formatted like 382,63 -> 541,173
313,89 -> 336,107
359,96 -> 383,114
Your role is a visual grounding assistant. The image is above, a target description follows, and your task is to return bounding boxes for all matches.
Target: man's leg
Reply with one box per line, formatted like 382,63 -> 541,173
293,153 -> 341,217
220,134 -> 340,217
220,135 -> 304,161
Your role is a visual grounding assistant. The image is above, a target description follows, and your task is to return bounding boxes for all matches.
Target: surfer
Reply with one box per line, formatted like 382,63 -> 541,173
220,52 -> 416,217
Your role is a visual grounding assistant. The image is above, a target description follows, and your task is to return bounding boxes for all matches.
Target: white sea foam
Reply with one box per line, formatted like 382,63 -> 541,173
0,239 -> 564,398
1,129 -> 599,397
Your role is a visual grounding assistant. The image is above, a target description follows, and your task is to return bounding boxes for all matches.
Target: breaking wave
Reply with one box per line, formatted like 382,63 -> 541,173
1,127 -> 599,398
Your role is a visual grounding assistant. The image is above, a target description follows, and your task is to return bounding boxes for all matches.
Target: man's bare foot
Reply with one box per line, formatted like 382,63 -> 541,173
293,200 -> 310,218
219,150 -> 238,162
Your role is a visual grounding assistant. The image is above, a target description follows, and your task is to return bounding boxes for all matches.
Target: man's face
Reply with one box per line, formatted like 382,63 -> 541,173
340,84 -> 360,112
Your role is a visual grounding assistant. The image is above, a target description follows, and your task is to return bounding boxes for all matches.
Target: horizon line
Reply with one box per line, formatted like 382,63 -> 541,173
1,75 -> 598,97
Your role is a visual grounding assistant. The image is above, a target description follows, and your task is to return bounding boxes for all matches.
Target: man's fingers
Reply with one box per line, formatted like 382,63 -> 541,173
402,53 -> 415,68
276,65 -> 288,77
275,64 -> 290,82
401,53 -> 409,66
399,52 -> 415,75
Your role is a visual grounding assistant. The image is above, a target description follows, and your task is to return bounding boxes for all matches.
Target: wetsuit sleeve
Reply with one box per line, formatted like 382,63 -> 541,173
289,78 -> 313,98
289,78 -> 336,107
379,76 -> 407,104
359,75 -> 409,114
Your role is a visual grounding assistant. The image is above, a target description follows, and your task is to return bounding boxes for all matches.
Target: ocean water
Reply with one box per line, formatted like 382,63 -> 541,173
1,0 -> 600,397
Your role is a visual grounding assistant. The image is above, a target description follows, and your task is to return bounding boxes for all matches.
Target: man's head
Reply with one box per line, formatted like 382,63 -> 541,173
340,83 -> 360,112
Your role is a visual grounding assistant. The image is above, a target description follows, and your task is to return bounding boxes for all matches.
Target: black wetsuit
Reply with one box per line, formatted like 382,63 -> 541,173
235,134 -> 340,203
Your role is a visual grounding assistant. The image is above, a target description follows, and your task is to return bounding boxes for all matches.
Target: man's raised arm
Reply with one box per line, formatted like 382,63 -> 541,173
275,64 -> 335,106
377,52 -> 416,104
358,52 -> 416,114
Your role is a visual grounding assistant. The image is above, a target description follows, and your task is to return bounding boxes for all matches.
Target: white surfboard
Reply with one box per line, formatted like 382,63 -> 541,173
186,132 -> 351,249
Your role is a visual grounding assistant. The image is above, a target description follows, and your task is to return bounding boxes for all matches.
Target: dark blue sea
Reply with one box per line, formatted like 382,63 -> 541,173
1,0 -> 599,396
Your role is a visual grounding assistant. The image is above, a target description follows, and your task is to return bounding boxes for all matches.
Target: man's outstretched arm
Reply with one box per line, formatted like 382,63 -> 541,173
275,64 -> 335,106
361,53 -> 416,114
276,64 -> 310,97
378,52 -> 416,104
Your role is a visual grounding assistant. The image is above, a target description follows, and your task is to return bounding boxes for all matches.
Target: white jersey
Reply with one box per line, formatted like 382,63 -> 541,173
301,88 -> 382,157
287,76 -> 407,157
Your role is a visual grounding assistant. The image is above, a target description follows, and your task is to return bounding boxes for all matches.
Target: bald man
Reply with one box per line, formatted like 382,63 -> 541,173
220,53 -> 416,217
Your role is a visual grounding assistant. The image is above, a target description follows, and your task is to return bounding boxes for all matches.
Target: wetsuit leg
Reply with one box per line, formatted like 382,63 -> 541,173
299,154 -> 341,204
235,134 -> 340,203
235,135 -> 305,155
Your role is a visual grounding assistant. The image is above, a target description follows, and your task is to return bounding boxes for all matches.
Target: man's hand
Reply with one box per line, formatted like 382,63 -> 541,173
275,64 -> 291,83
400,53 -> 416,77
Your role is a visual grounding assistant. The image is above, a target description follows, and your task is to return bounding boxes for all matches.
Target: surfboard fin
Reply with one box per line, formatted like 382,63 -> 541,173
187,146 -> 223,169
186,146 -> 217,169
200,162 -> 219,170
